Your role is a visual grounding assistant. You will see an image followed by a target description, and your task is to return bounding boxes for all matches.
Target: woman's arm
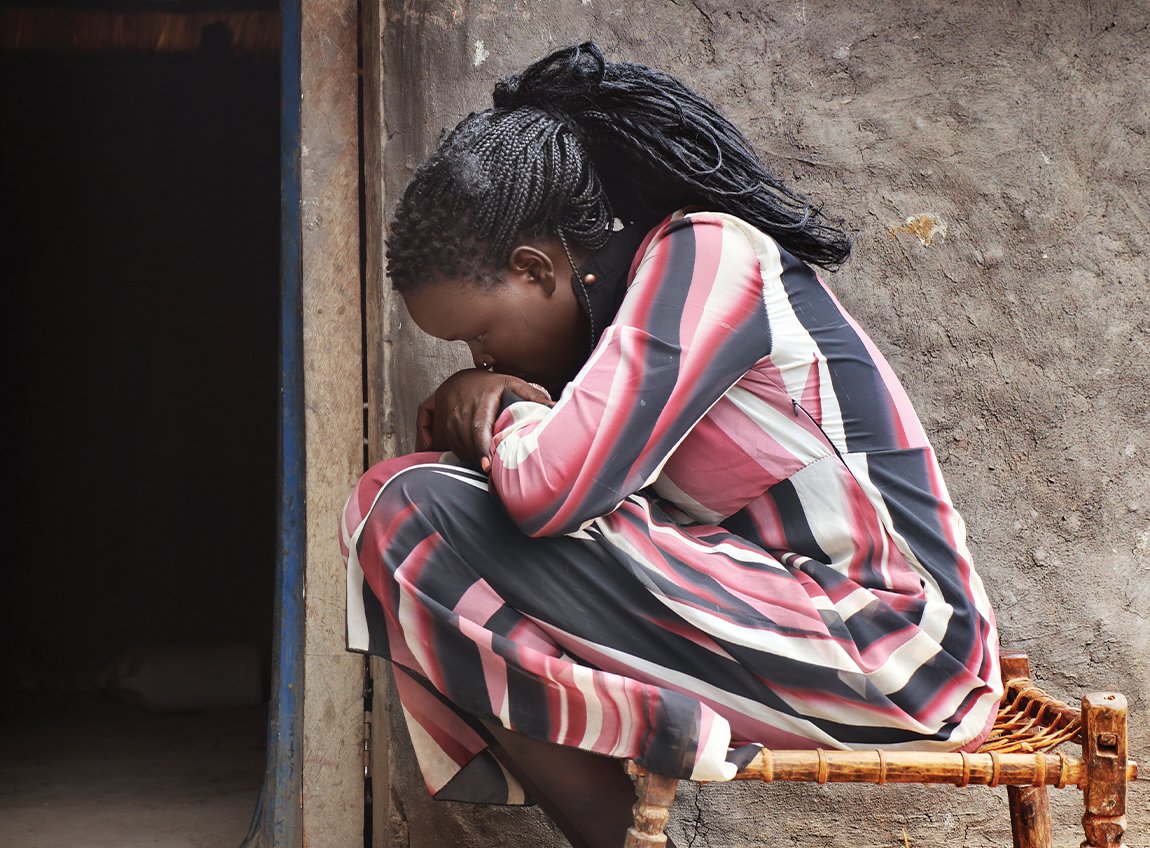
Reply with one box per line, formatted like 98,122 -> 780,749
489,212 -> 773,537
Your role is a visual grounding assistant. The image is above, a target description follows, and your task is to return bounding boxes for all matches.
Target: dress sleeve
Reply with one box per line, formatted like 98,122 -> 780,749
489,213 -> 773,537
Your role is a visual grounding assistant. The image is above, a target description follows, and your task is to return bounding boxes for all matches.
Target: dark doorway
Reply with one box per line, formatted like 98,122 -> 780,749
1,21 -> 279,846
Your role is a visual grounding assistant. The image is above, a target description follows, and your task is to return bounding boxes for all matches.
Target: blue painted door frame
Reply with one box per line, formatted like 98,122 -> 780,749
243,0 -> 305,843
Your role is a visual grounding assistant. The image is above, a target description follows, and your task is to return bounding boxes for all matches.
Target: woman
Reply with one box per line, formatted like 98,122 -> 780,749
341,43 -> 1000,848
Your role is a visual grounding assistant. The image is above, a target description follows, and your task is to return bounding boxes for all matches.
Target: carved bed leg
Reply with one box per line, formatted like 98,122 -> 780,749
1080,692 -> 1128,848
1000,652 -> 1054,848
1008,786 -> 1053,848
623,768 -> 678,848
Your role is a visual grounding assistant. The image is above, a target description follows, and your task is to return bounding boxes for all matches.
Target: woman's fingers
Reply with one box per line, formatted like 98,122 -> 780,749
469,390 -> 503,462
509,379 -> 554,406
415,394 -> 437,451
469,376 -> 553,463
440,395 -> 496,466
431,369 -> 556,470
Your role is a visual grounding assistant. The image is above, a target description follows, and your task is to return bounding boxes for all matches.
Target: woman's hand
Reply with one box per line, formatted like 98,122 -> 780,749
416,369 -> 553,470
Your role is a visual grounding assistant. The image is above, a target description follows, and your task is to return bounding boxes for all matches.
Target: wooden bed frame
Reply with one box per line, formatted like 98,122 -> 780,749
625,652 -> 1137,848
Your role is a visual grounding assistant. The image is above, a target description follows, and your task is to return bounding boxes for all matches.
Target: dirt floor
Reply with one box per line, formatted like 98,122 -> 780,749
0,696 -> 264,848
374,1 -> 1149,846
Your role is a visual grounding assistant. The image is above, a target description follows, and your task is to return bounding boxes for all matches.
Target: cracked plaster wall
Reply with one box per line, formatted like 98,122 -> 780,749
371,2 -> 1150,845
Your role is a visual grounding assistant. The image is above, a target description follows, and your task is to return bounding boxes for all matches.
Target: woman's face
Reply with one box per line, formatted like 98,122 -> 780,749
402,244 -> 589,392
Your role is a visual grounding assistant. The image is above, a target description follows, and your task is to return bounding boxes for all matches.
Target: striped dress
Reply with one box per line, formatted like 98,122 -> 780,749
341,210 -> 1001,803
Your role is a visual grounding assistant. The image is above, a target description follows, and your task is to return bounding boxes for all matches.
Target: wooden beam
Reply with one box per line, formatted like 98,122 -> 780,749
0,8 -> 279,55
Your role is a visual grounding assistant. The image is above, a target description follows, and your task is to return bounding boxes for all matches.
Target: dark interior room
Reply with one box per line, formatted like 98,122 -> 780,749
1,7 -> 280,844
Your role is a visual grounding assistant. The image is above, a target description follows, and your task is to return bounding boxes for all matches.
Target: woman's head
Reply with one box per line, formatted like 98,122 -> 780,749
387,42 -> 852,296
389,43 -> 854,386
386,105 -> 611,293
401,238 -> 589,390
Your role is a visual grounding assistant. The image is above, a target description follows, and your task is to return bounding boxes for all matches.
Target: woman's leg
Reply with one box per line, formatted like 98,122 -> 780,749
482,720 -> 676,848
346,451 -> 997,842
347,463 -> 730,808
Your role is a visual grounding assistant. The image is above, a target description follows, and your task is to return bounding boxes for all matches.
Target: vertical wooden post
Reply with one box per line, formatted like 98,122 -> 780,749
243,2 -> 306,843
999,651 -> 1033,685
361,0 -> 400,464
1080,693 -> 1128,848
623,769 -> 679,848
360,0 -> 396,844
299,0 -> 369,844
1000,652 -> 1053,848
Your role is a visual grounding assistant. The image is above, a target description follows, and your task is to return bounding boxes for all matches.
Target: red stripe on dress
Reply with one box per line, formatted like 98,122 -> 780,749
392,665 -> 486,770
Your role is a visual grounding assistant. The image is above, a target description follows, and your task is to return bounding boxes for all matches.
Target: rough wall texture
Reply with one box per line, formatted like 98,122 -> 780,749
373,1 -> 1149,845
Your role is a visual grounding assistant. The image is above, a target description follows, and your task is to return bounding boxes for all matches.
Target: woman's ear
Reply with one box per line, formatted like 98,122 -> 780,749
508,245 -> 557,295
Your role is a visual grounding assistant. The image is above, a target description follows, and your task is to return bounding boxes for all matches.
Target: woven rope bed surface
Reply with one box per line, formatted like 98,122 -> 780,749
978,676 -> 1083,754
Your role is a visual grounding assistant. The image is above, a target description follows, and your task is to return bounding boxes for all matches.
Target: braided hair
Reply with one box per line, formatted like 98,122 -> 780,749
386,42 -> 850,292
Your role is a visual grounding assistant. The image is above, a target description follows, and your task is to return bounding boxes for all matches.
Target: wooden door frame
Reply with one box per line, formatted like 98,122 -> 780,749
245,0 -> 368,845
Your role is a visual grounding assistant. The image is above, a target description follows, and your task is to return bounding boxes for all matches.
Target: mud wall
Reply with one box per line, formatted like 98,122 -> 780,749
372,2 -> 1149,845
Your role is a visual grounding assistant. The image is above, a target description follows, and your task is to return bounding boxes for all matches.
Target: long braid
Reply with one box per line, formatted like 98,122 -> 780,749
387,42 -> 850,293
493,42 -> 851,266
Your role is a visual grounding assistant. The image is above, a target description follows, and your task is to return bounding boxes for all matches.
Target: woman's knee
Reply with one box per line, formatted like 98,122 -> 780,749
342,452 -> 443,541
363,459 -> 500,534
